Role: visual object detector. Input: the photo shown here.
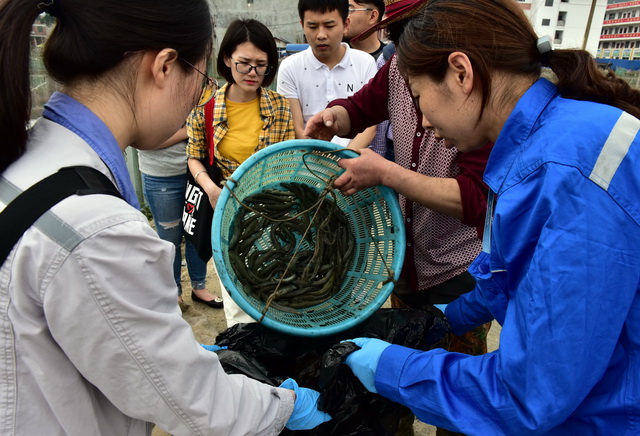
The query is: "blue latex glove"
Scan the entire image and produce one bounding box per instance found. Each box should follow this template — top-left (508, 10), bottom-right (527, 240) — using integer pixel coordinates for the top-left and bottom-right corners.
top-left (200, 344), bottom-right (228, 352)
top-left (280, 378), bottom-right (332, 430)
top-left (343, 337), bottom-right (391, 393)
top-left (434, 304), bottom-right (448, 314)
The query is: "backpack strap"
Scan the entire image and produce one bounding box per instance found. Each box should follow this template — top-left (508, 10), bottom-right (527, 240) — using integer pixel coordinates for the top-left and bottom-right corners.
top-left (0, 166), bottom-right (122, 264)
top-left (204, 97), bottom-right (216, 166)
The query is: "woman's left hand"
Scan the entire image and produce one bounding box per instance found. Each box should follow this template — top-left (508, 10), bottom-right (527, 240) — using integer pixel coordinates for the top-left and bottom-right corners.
top-left (334, 148), bottom-right (391, 195)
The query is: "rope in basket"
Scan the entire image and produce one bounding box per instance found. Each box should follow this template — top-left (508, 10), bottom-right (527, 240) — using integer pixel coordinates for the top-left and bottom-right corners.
top-left (224, 150), bottom-right (397, 321)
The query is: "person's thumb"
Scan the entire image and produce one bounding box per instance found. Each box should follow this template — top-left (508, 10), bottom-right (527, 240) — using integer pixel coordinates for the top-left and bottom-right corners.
top-left (323, 109), bottom-right (336, 127)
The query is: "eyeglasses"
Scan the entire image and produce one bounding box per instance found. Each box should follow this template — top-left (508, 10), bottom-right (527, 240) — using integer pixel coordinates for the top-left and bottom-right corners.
top-left (232, 59), bottom-right (272, 76)
top-left (181, 59), bottom-right (219, 107)
top-left (348, 7), bottom-right (373, 14)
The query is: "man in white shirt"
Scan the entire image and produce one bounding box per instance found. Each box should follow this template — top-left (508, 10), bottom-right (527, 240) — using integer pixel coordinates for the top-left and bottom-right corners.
top-left (278, 0), bottom-right (378, 148)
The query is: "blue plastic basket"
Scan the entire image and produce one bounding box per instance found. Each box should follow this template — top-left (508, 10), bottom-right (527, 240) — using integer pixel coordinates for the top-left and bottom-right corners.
top-left (212, 139), bottom-right (405, 337)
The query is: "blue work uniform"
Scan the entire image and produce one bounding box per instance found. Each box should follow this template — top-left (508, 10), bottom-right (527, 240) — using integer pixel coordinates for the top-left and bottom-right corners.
top-left (374, 79), bottom-right (640, 435)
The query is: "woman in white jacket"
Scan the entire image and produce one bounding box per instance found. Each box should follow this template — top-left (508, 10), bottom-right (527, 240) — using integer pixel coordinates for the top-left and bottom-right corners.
top-left (0, 0), bottom-right (330, 434)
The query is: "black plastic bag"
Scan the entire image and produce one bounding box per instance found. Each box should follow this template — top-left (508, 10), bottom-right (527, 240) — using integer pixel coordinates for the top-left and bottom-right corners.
top-left (215, 349), bottom-right (286, 386)
top-left (214, 308), bottom-right (450, 434)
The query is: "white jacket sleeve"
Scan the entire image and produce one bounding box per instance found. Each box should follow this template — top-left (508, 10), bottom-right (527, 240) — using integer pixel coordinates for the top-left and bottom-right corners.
top-left (43, 211), bottom-right (294, 435)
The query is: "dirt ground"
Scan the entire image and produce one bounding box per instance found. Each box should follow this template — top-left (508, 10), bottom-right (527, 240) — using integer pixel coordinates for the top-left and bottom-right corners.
top-left (152, 255), bottom-right (501, 436)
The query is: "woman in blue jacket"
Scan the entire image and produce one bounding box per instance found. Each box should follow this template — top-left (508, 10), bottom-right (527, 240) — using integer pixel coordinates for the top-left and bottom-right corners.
top-left (343, 0), bottom-right (640, 434)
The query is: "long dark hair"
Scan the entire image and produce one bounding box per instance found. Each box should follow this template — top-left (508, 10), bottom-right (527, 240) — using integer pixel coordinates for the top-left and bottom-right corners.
top-left (0, 0), bottom-right (213, 173)
top-left (217, 19), bottom-right (279, 87)
top-left (396, 0), bottom-right (640, 120)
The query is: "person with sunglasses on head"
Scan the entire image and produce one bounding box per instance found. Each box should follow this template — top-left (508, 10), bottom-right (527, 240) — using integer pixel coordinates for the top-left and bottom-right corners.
top-left (340, 0), bottom-right (640, 433)
top-left (344, 0), bottom-right (394, 164)
top-left (186, 19), bottom-right (295, 327)
top-left (344, 0), bottom-right (386, 60)
top-left (0, 1), bottom-right (329, 434)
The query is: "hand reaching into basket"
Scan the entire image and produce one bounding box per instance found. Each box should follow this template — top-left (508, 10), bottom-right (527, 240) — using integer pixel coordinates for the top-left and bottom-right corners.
top-left (334, 148), bottom-right (393, 196)
top-left (303, 107), bottom-right (349, 140)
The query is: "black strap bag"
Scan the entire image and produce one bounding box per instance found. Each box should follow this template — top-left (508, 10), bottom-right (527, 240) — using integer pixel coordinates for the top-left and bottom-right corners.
top-left (0, 166), bottom-right (122, 264)
top-left (182, 160), bottom-right (222, 262)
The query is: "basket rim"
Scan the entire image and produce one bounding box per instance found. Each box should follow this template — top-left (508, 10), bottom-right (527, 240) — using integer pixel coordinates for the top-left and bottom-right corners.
top-left (211, 139), bottom-right (406, 337)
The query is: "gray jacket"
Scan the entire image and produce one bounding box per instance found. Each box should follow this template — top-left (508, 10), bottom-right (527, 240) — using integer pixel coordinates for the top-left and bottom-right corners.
top-left (0, 119), bottom-right (293, 435)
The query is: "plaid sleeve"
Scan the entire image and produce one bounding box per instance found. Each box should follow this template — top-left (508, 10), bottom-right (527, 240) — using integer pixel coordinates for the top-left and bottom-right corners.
top-left (264, 90), bottom-right (295, 143)
top-left (186, 105), bottom-right (207, 160)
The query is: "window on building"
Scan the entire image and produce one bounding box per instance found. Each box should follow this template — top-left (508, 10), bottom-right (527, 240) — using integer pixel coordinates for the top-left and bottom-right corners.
top-left (557, 11), bottom-right (566, 24)
top-left (545, 0), bottom-right (553, 6)
top-left (542, 18), bottom-right (551, 25)
top-left (625, 41), bottom-right (631, 48)
top-left (603, 42), bottom-right (610, 48)
top-left (554, 30), bottom-right (563, 44)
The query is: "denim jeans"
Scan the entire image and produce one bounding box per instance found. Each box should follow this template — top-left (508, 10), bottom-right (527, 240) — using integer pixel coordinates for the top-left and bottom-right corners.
top-left (142, 173), bottom-right (207, 296)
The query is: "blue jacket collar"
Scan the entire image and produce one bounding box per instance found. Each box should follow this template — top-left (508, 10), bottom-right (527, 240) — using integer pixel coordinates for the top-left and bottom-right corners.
top-left (43, 92), bottom-right (140, 209)
top-left (484, 78), bottom-right (558, 193)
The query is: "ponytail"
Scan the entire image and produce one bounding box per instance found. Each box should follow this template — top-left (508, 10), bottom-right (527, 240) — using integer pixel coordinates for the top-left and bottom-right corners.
top-left (547, 49), bottom-right (640, 119)
top-left (0, 0), bottom-right (44, 173)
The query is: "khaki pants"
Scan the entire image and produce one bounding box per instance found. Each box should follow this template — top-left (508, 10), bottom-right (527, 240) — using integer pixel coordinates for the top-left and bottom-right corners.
top-left (213, 262), bottom-right (255, 328)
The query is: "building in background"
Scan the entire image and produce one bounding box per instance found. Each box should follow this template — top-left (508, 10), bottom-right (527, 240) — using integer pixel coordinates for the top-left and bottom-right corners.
top-left (207, 0), bottom-right (304, 75)
top-left (516, 0), bottom-right (608, 55)
top-left (597, 0), bottom-right (640, 59)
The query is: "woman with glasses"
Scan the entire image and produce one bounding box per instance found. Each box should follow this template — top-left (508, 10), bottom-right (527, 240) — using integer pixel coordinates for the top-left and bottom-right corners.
top-left (0, 0), bottom-right (328, 434)
top-left (186, 18), bottom-right (295, 327)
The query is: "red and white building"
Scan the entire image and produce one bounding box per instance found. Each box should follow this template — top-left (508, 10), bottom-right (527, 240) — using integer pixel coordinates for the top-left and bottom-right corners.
top-left (598, 0), bottom-right (640, 59)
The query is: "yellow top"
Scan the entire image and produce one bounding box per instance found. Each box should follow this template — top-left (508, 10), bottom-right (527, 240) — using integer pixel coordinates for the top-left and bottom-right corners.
top-left (217, 97), bottom-right (263, 164)
top-left (187, 83), bottom-right (295, 178)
